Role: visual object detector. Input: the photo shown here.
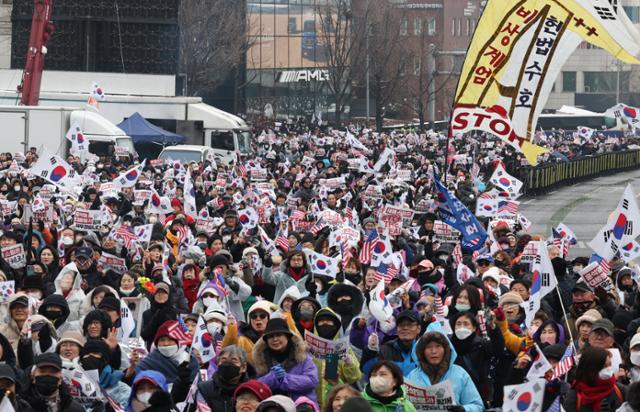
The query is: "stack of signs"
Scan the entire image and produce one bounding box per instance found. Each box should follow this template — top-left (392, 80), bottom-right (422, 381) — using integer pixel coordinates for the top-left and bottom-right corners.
top-left (433, 221), bottom-right (462, 244)
top-left (579, 262), bottom-right (614, 292)
top-left (1, 244), bottom-right (26, 269)
top-left (98, 252), bottom-right (128, 274)
top-left (379, 205), bottom-right (414, 236)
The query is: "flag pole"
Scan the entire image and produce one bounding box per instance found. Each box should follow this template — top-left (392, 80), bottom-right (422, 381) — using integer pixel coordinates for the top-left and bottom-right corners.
top-left (555, 285), bottom-right (576, 349)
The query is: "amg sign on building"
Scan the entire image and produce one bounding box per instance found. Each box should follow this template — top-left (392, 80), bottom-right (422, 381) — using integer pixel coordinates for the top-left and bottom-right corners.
top-left (277, 69), bottom-right (330, 83)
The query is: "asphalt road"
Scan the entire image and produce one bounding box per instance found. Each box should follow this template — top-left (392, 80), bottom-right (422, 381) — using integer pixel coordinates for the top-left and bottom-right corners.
top-left (519, 168), bottom-right (640, 258)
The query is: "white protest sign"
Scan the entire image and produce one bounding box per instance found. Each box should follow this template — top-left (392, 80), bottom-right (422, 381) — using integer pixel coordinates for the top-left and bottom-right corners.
top-left (433, 221), bottom-right (462, 244)
top-left (73, 209), bottom-right (103, 231)
top-left (579, 262), bottom-right (614, 292)
top-left (0, 280), bottom-right (15, 302)
top-left (195, 218), bottom-right (218, 235)
top-left (133, 190), bottom-right (152, 204)
top-left (98, 252), bottom-right (127, 273)
top-left (1, 244), bottom-right (26, 269)
top-left (304, 331), bottom-right (349, 360)
top-left (99, 182), bottom-right (118, 198)
top-left (405, 380), bottom-right (456, 411)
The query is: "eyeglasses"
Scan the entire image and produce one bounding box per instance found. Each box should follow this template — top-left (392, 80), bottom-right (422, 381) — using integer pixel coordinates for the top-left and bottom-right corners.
top-left (250, 312), bottom-right (268, 320)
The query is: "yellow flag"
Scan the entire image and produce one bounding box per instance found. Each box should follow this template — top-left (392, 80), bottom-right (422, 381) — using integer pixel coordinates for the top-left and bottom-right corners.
top-left (451, 0), bottom-right (640, 165)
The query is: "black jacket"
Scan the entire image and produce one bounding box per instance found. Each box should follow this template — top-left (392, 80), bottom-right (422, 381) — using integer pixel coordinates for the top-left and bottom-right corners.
top-left (20, 380), bottom-right (84, 412)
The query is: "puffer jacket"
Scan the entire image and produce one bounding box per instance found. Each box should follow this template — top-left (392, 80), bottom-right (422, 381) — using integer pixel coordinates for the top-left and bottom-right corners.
top-left (407, 323), bottom-right (484, 412)
top-left (262, 258), bottom-right (313, 305)
top-left (253, 333), bottom-right (319, 402)
top-left (361, 385), bottom-right (417, 412)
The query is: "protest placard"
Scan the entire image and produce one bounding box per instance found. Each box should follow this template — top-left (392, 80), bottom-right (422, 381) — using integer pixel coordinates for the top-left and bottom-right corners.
top-left (304, 331), bottom-right (349, 360)
top-left (381, 205), bottom-right (415, 228)
top-left (404, 380), bottom-right (456, 411)
top-left (195, 218), bottom-right (218, 235)
top-left (580, 262), bottom-right (614, 291)
top-left (433, 221), bottom-right (462, 244)
top-left (133, 190), bottom-right (152, 204)
top-left (1, 244), bottom-right (26, 269)
top-left (73, 209), bottom-right (103, 231)
top-left (250, 168), bottom-right (268, 181)
top-left (98, 252), bottom-right (128, 274)
top-left (0, 280), bottom-right (15, 302)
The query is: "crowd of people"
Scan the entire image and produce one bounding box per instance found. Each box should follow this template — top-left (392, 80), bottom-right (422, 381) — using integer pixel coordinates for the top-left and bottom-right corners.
top-left (0, 123), bottom-right (639, 412)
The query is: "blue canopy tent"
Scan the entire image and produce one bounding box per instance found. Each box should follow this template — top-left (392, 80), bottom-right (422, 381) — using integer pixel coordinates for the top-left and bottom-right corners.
top-left (117, 112), bottom-right (186, 145)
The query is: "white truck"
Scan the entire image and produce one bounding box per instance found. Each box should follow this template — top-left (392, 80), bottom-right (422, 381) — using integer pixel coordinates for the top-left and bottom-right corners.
top-left (0, 105), bottom-right (134, 157)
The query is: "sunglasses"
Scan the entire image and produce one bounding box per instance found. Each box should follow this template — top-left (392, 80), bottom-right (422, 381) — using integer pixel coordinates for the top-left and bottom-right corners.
top-left (250, 312), bottom-right (268, 320)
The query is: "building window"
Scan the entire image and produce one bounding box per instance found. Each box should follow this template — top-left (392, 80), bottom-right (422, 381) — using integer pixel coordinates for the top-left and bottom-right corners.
top-left (400, 17), bottom-right (408, 36)
top-left (563, 71), bottom-right (576, 92)
top-left (624, 6), bottom-right (640, 23)
top-left (427, 18), bottom-right (436, 35)
top-left (414, 17), bottom-right (422, 35)
top-left (584, 71), bottom-right (630, 93)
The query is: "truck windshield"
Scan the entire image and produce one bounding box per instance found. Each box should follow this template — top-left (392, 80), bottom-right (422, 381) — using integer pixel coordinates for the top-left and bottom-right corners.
top-left (116, 137), bottom-right (136, 153)
top-left (210, 132), bottom-right (236, 151)
top-left (159, 150), bottom-right (203, 163)
top-left (238, 132), bottom-right (251, 154)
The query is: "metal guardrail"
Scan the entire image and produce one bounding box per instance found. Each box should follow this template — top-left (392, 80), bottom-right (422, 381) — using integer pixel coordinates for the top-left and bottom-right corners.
top-left (518, 150), bottom-right (640, 195)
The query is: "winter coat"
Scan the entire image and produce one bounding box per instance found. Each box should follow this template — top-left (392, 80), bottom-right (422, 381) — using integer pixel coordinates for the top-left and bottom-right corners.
top-left (262, 259), bottom-right (313, 306)
top-left (253, 333), bottom-right (319, 402)
top-left (135, 347), bottom-right (199, 385)
top-left (361, 385), bottom-right (417, 412)
top-left (78, 284), bottom-right (119, 318)
top-left (53, 263), bottom-right (86, 322)
top-left (361, 338), bottom-right (419, 377)
top-left (20, 379), bottom-right (84, 412)
top-left (194, 373), bottom-right (250, 412)
top-left (497, 317), bottom-right (534, 355)
top-left (311, 308), bottom-right (361, 407)
top-left (100, 365), bottom-right (131, 410)
top-left (407, 325), bottom-right (484, 412)
top-left (563, 382), bottom-right (626, 412)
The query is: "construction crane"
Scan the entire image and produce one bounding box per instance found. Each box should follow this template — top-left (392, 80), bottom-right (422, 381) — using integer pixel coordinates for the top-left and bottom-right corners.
top-left (17, 0), bottom-right (56, 106)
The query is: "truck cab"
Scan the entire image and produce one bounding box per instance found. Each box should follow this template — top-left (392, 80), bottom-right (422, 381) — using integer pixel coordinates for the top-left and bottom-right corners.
top-left (158, 145), bottom-right (215, 165)
top-left (70, 110), bottom-right (135, 158)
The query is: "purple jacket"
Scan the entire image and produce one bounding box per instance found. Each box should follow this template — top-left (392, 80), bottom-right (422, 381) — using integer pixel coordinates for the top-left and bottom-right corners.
top-left (253, 334), bottom-right (319, 402)
top-left (349, 316), bottom-right (398, 350)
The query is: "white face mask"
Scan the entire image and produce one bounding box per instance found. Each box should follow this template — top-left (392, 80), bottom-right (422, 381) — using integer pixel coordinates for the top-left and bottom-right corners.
top-left (455, 328), bottom-right (474, 340)
top-left (149, 216), bottom-right (158, 224)
top-left (63, 237), bottom-right (74, 246)
top-left (369, 376), bottom-right (394, 395)
top-left (157, 345), bottom-right (179, 358)
top-left (573, 266), bottom-right (583, 274)
top-left (202, 297), bottom-right (217, 308)
top-left (598, 366), bottom-right (614, 380)
top-left (136, 391), bottom-right (153, 405)
top-left (28, 291), bottom-right (42, 300)
top-left (630, 351), bottom-right (640, 366)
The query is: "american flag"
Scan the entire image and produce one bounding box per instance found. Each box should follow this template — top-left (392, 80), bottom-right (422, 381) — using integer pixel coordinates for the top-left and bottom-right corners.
top-left (340, 242), bottom-right (353, 270)
top-left (176, 225), bottom-right (190, 244)
top-left (471, 163), bottom-right (480, 179)
top-left (309, 219), bottom-right (327, 235)
top-left (498, 200), bottom-right (519, 215)
top-left (213, 269), bottom-right (229, 297)
top-left (550, 345), bottom-right (574, 380)
top-left (290, 210), bottom-right (306, 221)
top-left (167, 320), bottom-right (193, 346)
top-left (371, 262), bottom-right (394, 284)
top-left (114, 225), bottom-right (137, 249)
top-left (276, 226), bottom-right (289, 252)
top-left (434, 295), bottom-right (446, 317)
top-left (345, 206), bottom-right (354, 222)
top-left (452, 243), bottom-right (463, 266)
top-left (236, 163), bottom-right (247, 178)
top-left (359, 230), bottom-right (379, 264)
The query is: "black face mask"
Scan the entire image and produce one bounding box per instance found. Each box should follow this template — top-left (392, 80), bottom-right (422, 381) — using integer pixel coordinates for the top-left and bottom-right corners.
top-left (572, 301), bottom-right (593, 316)
top-left (334, 300), bottom-right (352, 314)
top-left (34, 375), bottom-right (59, 396)
top-left (43, 310), bottom-right (65, 326)
top-left (81, 356), bottom-right (106, 373)
top-left (316, 324), bottom-right (339, 340)
top-left (217, 362), bottom-right (241, 382)
top-left (345, 273), bottom-right (362, 285)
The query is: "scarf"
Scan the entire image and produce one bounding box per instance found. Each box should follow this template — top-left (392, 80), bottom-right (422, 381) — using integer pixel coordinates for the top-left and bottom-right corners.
top-left (288, 266), bottom-right (305, 282)
top-left (574, 376), bottom-right (616, 412)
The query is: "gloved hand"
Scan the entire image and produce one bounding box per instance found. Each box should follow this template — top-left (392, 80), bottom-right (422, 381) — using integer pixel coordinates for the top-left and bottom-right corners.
top-left (264, 256), bottom-right (273, 268)
top-left (271, 364), bottom-right (286, 382)
top-left (305, 277), bottom-right (317, 297)
top-left (447, 406), bottom-right (465, 412)
top-left (368, 333), bottom-right (379, 352)
top-left (146, 389), bottom-right (174, 412)
top-left (177, 361), bottom-right (192, 383)
top-left (227, 279), bottom-right (240, 294)
top-left (494, 306), bottom-right (505, 321)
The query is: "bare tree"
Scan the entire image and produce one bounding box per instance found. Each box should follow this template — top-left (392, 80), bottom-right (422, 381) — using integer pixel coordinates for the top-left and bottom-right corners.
top-left (179, 0), bottom-right (250, 97)
top-left (316, 0), bottom-right (367, 124)
top-left (362, 0), bottom-right (410, 131)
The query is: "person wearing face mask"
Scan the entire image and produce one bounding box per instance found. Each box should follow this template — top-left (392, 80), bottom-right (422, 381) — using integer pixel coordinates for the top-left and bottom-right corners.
top-left (126, 370), bottom-right (177, 412)
top-left (141, 282), bottom-right (179, 349)
top-left (253, 318), bottom-right (318, 403)
top-left (173, 345), bottom-right (250, 411)
top-left (0, 364), bottom-right (33, 411)
top-left (21, 353), bottom-right (84, 412)
top-left (626, 332), bottom-right (640, 384)
top-left (449, 311), bottom-right (504, 408)
top-left (223, 300), bottom-right (275, 365)
top-left (6, 179), bottom-right (27, 202)
top-left (80, 339), bottom-right (131, 409)
top-left (52, 262), bottom-right (86, 322)
top-left (362, 360), bottom-right (416, 412)
top-left (291, 297), bottom-right (321, 337)
top-left (616, 268), bottom-right (638, 309)
top-left (37, 246), bottom-right (60, 293)
top-left (326, 283), bottom-right (364, 335)
top-left (180, 263), bottom-right (201, 311)
top-left (564, 347), bottom-right (626, 412)
top-left (310, 308), bottom-right (361, 408)
top-left (135, 320), bottom-right (198, 385)
top-left (532, 320), bottom-right (566, 348)
top-left (72, 245), bottom-right (103, 293)
top-left (448, 284), bottom-right (483, 317)
top-left (263, 250), bottom-right (314, 306)
top-left (407, 327), bottom-right (484, 412)
top-left (38, 294), bottom-right (79, 336)
top-left (563, 281), bottom-right (618, 343)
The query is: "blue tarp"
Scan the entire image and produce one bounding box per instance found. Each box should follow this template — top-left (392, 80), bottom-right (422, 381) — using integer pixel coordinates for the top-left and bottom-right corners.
top-left (117, 112), bottom-right (186, 144)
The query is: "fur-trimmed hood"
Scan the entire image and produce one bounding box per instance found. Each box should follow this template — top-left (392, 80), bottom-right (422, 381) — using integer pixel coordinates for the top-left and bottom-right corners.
top-left (252, 333), bottom-right (307, 376)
